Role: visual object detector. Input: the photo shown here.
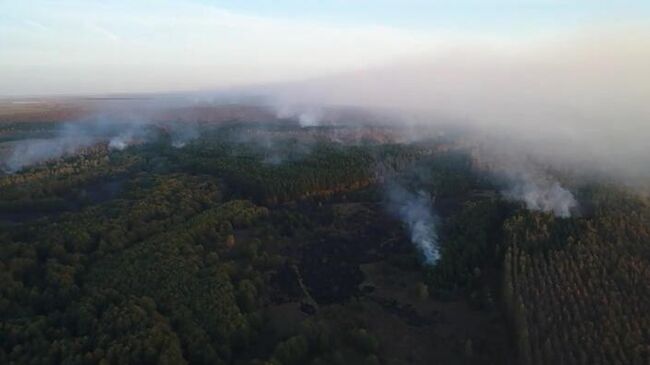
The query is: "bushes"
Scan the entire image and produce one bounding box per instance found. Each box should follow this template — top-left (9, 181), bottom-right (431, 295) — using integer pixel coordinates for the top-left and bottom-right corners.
top-left (272, 335), bottom-right (309, 365)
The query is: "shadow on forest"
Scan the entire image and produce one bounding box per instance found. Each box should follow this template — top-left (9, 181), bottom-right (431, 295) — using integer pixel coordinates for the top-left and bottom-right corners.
top-left (0, 177), bottom-right (125, 223)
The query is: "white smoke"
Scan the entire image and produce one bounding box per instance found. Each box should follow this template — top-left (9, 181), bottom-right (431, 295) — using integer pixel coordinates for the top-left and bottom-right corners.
top-left (1, 116), bottom-right (199, 172)
top-left (502, 172), bottom-right (577, 218)
top-left (3, 136), bottom-right (97, 172)
top-left (166, 121), bottom-right (199, 148)
top-left (274, 104), bottom-right (324, 127)
top-left (387, 185), bottom-right (440, 265)
top-left (297, 110), bottom-right (323, 127)
top-left (466, 139), bottom-right (580, 218)
top-left (108, 138), bottom-right (128, 150)
top-left (1, 120), bottom-right (111, 172)
top-left (108, 130), bottom-right (137, 151)
top-left (251, 25), bottom-right (650, 184)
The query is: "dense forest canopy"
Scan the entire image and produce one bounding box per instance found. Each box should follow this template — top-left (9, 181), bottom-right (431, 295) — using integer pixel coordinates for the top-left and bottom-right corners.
top-left (0, 110), bottom-right (648, 365)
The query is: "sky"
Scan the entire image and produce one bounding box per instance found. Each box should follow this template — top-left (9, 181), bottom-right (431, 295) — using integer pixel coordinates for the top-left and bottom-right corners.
top-left (0, 0), bottom-right (649, 95)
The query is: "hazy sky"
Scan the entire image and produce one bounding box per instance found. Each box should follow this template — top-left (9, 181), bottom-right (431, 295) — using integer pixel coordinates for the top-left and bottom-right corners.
top-left (0, 0), bottom-right (648, 95)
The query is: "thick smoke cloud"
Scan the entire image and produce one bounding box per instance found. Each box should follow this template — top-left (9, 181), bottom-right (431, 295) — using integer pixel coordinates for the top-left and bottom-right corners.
top-left (386, 184), bottom-right (440, 265)
top-left (259, 25), bottom-right (650, 185)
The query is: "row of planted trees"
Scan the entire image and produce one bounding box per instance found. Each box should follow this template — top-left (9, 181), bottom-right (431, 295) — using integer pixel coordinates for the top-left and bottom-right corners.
top-left (502, 190), bottom-right (650, 365)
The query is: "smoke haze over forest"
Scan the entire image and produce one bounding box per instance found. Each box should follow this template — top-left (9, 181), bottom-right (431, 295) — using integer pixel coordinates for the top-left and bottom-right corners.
top-left (258, 24), bottom-right (650, 182)
top-left (1, 2), bottom-right (650, 365)
top-left (2, 1), bottom-right (648, 182)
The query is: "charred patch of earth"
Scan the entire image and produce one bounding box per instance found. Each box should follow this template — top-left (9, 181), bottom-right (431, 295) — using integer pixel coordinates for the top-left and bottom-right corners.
top-left (298, 228), bottom-right (412, 305)
top-left (271, 200), bottom-right (417, 306)
top-left (368, 296), bottom-right (436, 327)
top-left (299, 236), bottom-right (365, 305)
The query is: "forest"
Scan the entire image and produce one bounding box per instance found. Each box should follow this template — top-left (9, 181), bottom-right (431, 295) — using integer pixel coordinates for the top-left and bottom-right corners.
top-left (0, 117), bottom-right (648, 365)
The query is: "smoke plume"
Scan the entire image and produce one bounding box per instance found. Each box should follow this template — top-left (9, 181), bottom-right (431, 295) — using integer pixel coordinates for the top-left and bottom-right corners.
top-left (386, 184), bottom-right (440, 265)
top-left (501, 171), bottom-right (577, 218)
top-left (467, 139), bottom-right (580, 217)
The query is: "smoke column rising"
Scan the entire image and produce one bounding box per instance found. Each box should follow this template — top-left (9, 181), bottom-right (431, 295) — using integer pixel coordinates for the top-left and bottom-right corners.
top-left (386, 184), bottom-right (440, 265)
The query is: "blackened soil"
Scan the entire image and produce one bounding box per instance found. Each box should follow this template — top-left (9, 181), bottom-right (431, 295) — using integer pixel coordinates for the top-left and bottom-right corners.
top-left (299, 236), bottom-right (365, 304)
top-left (273, 200), bottom-right (412, 305)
